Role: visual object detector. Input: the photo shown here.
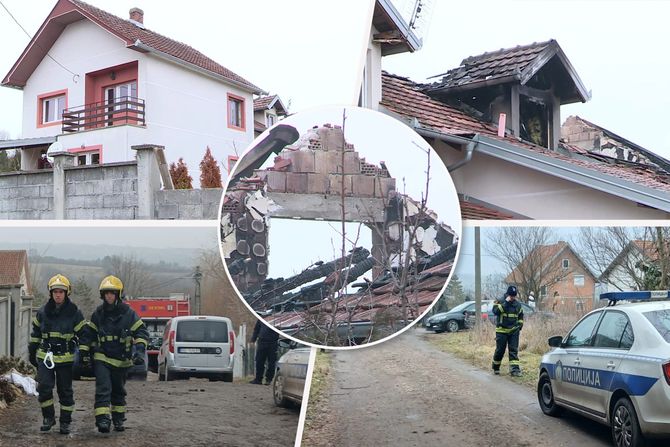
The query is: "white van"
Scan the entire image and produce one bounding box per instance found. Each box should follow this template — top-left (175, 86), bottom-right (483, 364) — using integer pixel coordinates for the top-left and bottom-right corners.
top-left (157, 315), bottom-right (235, 382)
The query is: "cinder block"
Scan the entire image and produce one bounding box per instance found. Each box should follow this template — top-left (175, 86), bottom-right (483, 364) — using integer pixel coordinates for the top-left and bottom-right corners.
top-left (343, 151), bottom-right (360, 174)
top-left (306, 173), bottom-right (329, 194)
top-left (201, 188), bottom-right (224, 206)
top-left (318, 127), bottom-right (346, 151)
top-left (16, 197), bottom-right (49, 211)
top-left (264, 171), bottom-right (286, 192)
top-left (123, 194), bottom-right (138, 208)
top-left (286, 173), bottom-right (308, 193)
top-left (0, 199), bottom-right (18, 212)
top-left (103, 195), bottom-right (124, 208)
top-left (17, 186), bottom-right (40, 198)
top-left (374, 177), bottom-right (396, 198)
top-left (285, 150), bottom-right (315, 173)
top-left (74, 181), bottom-right (97, 196)
top-left (0, 174), bottom-right (19, 188)
top-left (352, 174), bottom-right (375, 197)
top-left (314, 151), bottom-right (341, 175)
top-left (40, 185), bottom-right (53, 198)
top-left (180, 204), bottom-right (204, 219)
top-left (112, 207), bottom-right (136, 219)
top-left (112, 179), bottom-right (136, 193)
top-left (157, 203), bottom-right (179, 220)
top-left (66, 168), bottom-right (103, 182)
top-left (17, 173), bottom-right (51, 186)
top-left (328, 174), bottom-right (353, 196)
top-left (202, 203), bottom-right (219, 220)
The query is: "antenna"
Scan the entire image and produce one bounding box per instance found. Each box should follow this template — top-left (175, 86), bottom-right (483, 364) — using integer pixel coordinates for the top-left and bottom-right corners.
top-left (394, 0), bottom-right (435, 41)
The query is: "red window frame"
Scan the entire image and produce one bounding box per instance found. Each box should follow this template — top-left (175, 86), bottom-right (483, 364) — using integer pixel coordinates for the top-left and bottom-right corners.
top-left (227, 93), bottom-right (246, 131)
top-left (37, 89), bottom-right (68, 128)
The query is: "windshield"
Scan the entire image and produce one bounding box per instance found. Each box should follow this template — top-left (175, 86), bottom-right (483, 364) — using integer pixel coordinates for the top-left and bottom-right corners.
top-left (176, 320), bottom-right (229, 343)
top-left (450, 302), bottom-right (473, 313)
top-left (643, 309), bottom-right (670, 343)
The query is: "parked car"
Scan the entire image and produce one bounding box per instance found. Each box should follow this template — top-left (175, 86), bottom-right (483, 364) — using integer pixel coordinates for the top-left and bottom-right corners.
top-left (273, 339), bottom-right (309, 408)
top-left (157, 315), bottom-right (235, 382)
top-left (425, 301), bottom-right (491, 333)
top-left (537, 292), bottom-right (670, 447)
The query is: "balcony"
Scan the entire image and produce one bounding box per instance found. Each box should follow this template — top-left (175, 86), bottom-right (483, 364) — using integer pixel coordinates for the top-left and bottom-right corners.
top-left (61, 97), bottom-right (145, 133)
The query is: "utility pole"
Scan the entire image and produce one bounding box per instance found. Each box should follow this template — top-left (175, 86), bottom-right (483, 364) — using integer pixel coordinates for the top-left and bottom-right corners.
top-left (193, 266), bottom-right (202, 315)
top-left (474, 227), bottom-right (482, 327)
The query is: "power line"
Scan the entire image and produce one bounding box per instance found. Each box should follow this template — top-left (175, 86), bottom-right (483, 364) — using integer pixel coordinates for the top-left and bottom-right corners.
top-left (0, 0), bottom-right (80, 81)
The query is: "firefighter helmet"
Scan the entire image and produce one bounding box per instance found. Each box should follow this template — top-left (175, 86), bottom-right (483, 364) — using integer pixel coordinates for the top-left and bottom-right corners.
top-left (48, 274), bottom-right (71, 295)
top-left (99, 275), bottom-right (124, 300)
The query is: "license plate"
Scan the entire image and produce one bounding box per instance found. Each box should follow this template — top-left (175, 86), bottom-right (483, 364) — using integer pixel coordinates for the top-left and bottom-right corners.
top-left (179, 348), bottom-right (200, 353)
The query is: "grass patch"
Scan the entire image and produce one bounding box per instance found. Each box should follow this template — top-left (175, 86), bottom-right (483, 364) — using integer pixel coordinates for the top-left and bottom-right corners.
top-left (426, 315), bottom-right (578, 389)
top-left (304, 350), bottom-right (332, 431)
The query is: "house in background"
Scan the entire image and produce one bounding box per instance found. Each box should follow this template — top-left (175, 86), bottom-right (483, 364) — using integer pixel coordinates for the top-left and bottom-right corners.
top-left (505, 241), bottom-right (596, 314)
top-left (253, 94), bottom-right (287, 138)
top-left (0, 250), bottom-right (33, 359)
top-left (598, 240), bottom-right (669, 292)
top-left (364, 1), bottom-right (670, 219)
top-left (1, 0), bottom-right (263, 183)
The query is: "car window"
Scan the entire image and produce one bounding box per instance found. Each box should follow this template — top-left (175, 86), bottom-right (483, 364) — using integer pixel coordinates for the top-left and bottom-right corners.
top-left (176, 321), bottom-right (229, 343)
top-left (643, 309), bottom-right (670, 343)
top-left (593, 311), bottom-right (634, 349)
top-left (450, 302), bottom-right (473, 312)
top-left (565, 311), bottom-right (602, 347)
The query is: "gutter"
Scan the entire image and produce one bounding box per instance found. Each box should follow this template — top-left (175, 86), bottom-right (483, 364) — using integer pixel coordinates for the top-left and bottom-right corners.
top-left (131, 40), bottom-right (266, 95)
top-left (412, 125), bottom-right (478, 172)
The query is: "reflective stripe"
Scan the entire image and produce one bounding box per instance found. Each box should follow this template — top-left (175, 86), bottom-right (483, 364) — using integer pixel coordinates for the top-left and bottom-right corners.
top-left (47, 332), bottom-right (74, 341)
top-left (40, 399), bottom-right (54, 408)
top-left (32, 317), bottom-right (40, 327)
top-left (88, 321), bottom-right (98, 331)
top-left (37, 350), bottom-right (75, 363)
top-left (134, 338), bottom-right (148, 346)
top-left (111, 405), bottom-right (126, 413)
top-left (30, 337), bottom-right (41, 343)
top-left (492, 360), bottom-right (502, 365)
top-left (495, 327), bottom-right (519, 334)
top-left (95, 407), bottom-right (111, 416)
top-left (130, 319), bottom-right (144, 332)
top-left (93, 352), bottom-right (132, 368)
top-left (79, 345), bottom-right (90, 352)
top-left (502, 313), bottom-right (518, 318)
top-left (61, 405), bottom-right (74, 412)
top-left (510, 360), bottom-right (521, 365)
top-left (74, 320), bottom-right (87, 333)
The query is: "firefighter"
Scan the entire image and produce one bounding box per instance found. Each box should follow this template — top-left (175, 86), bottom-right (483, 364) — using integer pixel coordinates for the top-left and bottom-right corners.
top-left (87, 275), bottom-right (148, 433)
top-left (491, 285), bottom-right (524, 377)
top-left (250, 318), bottom-right (279, 385)
top-left (28, 274), bottom-right (89, 434)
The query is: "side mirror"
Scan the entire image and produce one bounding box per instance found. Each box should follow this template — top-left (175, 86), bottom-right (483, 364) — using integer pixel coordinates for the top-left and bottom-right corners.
top-left (547, 335), bottom-right (563, 348)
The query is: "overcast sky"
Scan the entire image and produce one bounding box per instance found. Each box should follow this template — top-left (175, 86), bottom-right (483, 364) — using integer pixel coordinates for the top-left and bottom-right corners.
top-left (383, 0), bottom-right (670, 159)
top-left (0, 0), bottom-right (372, 138)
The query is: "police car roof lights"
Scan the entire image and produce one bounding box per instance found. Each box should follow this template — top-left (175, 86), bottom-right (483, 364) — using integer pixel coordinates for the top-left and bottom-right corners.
top-left (599, 290), bottom-right (670, 306)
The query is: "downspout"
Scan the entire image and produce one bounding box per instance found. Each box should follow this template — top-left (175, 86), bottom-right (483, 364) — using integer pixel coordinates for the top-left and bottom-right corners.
top-left (412, 125), bottom-right (480, 172)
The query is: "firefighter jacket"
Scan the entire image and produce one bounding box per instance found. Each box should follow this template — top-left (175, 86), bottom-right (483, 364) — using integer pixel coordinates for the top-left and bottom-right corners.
top-left (492, 299), bottom-right (524, 334)
top-left (251, 319), bottom-right (279, 345)
top-left (29, 297), bottom-right (88, 364)
top-left (87, 303), bottom-right (149, 368)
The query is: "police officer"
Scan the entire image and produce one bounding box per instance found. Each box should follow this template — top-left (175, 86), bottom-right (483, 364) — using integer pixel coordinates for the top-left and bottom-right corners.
top-left (87, 275), bottom-right (148, 433)
top-left (491, 285), bottom-right (524, 377)
top-left (28, 274), bottom-right (89, 434)
top-left (250, 318), bottom-right (279, 385)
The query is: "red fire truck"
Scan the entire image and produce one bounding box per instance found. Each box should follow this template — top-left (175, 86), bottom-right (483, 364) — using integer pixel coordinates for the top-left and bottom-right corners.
top-left (126, 294), bottom-right (191, 373)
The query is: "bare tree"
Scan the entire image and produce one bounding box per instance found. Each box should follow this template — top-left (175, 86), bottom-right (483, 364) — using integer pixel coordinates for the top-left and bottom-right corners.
top-left (485, 227), bottom-right (568, 309)
top-left (103, 254), bottom-right (156, 297)
top-left (482, 273), bottom-right (507, 300)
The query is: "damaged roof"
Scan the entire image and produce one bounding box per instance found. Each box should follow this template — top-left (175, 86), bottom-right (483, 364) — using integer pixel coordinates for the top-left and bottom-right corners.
top-left (381, 71), bottom-right (670, 213)
top-left (2, 0), bottom-right (263, 93)
top-left (425, 40), bottom-right (589, 104)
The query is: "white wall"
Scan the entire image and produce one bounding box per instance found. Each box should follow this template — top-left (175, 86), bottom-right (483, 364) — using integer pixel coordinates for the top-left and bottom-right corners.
top-left (361, 25), bottom-right (383, 110)
top-left (433, 139), bottom-right (670, 219)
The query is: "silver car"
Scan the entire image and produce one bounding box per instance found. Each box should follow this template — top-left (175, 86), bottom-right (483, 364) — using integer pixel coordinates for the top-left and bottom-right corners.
top-left (157, 316), bottom-right (235, 382)
top-left (273, 344), bottom-right (310, 407)
top-left (537, 292), bottom-right (670, 447)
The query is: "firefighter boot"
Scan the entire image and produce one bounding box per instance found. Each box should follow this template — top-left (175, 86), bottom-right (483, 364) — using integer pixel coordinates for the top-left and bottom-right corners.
top-left (96, 415), bottom-right (111, 433)
top-left (40, 416), bottom-right (56, 432)
top-left (112, 414), bottom-right (125, 432)
top-left (59, 410), bottom-right (72, 434)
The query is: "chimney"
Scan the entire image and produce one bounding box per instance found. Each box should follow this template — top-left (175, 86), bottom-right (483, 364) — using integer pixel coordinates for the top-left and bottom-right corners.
top-left (129, 7), bottom-right (144, 24)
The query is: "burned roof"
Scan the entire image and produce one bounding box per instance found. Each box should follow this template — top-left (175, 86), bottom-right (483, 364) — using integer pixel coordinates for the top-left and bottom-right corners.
top-left (425, 40), bottom-right (589, 104)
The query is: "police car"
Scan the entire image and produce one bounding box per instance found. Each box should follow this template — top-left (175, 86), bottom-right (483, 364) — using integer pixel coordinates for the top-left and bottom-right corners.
top-left (537, 291), bottom-right (670, 447)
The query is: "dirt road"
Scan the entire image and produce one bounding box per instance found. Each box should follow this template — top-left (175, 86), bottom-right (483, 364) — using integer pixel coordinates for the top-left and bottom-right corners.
top-left (302, 328), bottom-right (615, 447)
top-left (0, 373), bottom-right (299, 447)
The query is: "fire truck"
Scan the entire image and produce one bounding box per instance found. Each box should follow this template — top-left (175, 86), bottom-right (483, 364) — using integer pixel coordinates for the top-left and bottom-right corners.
top-left (126, 294), bottom-right (191, 373)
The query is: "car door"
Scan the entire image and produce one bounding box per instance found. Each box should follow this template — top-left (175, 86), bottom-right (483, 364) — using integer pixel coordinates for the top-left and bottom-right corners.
top-left (553, 311), bottom-right (603, 407)
top-left (580, 310), bottom-right (634, 418)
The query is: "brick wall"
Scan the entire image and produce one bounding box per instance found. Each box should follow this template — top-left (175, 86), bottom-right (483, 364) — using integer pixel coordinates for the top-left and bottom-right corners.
top-left (0, 170), bottom-right (54, 219)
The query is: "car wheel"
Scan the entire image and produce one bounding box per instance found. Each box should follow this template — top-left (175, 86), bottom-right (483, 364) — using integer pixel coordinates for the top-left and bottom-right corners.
top-left (537, 372), bottom-right (562, 416)
top-left (446, 320), bottom-right (459, 333)
top-left (273, 374), bottom-right (291, 407)
top-left (611, 397), bottom-right (645, 447)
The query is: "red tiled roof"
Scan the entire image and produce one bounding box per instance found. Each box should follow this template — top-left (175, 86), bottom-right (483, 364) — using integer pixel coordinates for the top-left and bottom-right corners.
top-left (459, 200), bottom-right (516, 220)
top-left (0, 250), bottom-right (31, 290)
top-left (254, 95), bottom-right (276, 111)
top-left (430, 40), bottom-right (553, 91)
top-left (381, 71), bottom-right (670, 195)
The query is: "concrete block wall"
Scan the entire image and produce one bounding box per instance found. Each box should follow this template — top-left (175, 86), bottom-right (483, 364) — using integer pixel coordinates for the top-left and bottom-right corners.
top-left (64, 162), bottom-right (139, 219)
top-left (0, 170), bottom-right (54, 219)
top-left (155, 188), bottom-right (222, 219)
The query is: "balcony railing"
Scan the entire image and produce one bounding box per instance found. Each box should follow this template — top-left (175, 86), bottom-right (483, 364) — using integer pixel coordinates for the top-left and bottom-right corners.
top-left (61, 96), bottom-right (145, 133)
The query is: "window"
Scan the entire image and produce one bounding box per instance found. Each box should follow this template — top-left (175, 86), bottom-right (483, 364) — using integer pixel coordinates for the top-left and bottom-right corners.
top-left (227, 94), bottom-right (245, 130)
top-left (540, 285), bottom-right (547, 298)
top-left (593, 311), bottom-right (634, 349)
top-left (106, 81), bottom-right (138, 111)
top-left (643, 309), bottom-right (670, 343)
top-left (228, 155), bottom-right (239, 174)
top-left (575, 300), bottom-right (584, 312)
top-left (565, 311), bottom-right (602, 347)
top-left (69, 145), bottom-right (102, 166)
top-left (573, 274), bottom-right (585, 286)
top-left (266, 113), bottom-right (276, 128)
top-left (562, 259), bottom-right (570, 269)
top-left (38, 90), bottom-right (67, 126)
top-left (177, 321), bottom-right (229, 343)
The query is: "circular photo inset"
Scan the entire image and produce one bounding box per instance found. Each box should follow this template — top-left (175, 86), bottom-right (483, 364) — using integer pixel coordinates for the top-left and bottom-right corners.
top-left (219, 106), bottom-right (461, 348)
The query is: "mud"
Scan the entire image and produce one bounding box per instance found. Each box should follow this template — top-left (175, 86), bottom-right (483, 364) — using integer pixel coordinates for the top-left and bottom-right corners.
top-left (0, 373), bottom-right (299, 447)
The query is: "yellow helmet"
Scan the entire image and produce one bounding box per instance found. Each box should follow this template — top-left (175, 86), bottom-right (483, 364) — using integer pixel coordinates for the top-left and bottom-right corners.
top-left (48, 274), bottom-right (71, 295)
top-left (99, 275), bottom-right (124, 299)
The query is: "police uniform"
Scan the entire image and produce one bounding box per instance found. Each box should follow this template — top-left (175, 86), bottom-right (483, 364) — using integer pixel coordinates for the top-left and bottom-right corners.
top-left (87, 275), bottom-right (149, 433)
top-left (29, 274), bottom-right (88, 434)
top-left (250, 319), bottom-right (279, 385)
top-left (491, 285), bottom-right (524, 376)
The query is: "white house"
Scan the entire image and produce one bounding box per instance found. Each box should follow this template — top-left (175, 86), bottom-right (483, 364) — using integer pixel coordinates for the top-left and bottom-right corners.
top-left (1, 0), bottom-right (263, 184)
top-left (253, 94), bottom-right (287, 138)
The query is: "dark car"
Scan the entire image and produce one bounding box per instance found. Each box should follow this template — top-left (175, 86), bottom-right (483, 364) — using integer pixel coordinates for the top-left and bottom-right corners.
top-left (425, 301), bottom-right (485, 333)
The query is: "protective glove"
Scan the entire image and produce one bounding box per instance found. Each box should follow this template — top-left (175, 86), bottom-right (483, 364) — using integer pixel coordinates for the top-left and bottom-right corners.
top-left (132, 345), bottom-right (145, 366)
